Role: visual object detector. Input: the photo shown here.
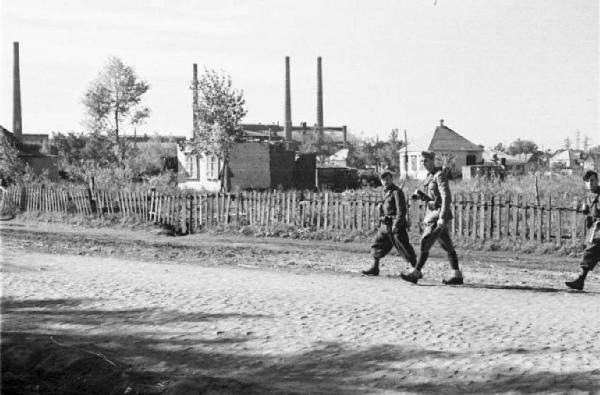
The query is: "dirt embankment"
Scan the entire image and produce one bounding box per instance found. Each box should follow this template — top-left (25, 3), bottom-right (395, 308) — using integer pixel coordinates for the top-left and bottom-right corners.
top-left (0, 220), bottom-right (587, 284)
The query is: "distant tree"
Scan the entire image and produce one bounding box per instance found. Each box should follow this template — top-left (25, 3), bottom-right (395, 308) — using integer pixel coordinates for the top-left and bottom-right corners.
top-left (0, 132), bottom-right (22, 183)
top-left (83, 57), bottom-right (150, 143)
top-left (346, 138), bottom-right (400, 172)
top-left (507, 139), bottom-right (538, 156)
top-left (346, 143), bottom-right (367, 169)
top-left (187, 68), bottom-right (247, 192)
top-left (375, 141), bottom-right (399, 171)
top-left (52, 132), bottom-right (118, 182)
top-left (389, 129), bottom-right (399, 144)
top-left (492, 142), bottom-right (507, 153)
top-left (126, 135), bottom-right (175, 177)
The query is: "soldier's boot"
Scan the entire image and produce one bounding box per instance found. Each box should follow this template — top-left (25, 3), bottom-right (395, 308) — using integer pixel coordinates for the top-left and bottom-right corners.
top-left (565, 276), bottom-right (585, 291)
top-left (565, 269), bottom-right (588, 291)
top-left (361, 259), bottom-right (380, 276)
top-left (442, 270), bottom-right (464, 285)
top-left (400, 268), bottom-right (422, 284)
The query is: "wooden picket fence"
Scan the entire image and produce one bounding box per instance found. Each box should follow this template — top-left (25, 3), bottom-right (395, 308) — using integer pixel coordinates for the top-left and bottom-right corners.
top-left (0, 186), bottom-right (590, 244)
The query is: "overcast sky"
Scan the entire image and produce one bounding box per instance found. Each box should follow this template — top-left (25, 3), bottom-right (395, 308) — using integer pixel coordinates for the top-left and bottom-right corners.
top-left (1, 0), bottom-right (597, 150)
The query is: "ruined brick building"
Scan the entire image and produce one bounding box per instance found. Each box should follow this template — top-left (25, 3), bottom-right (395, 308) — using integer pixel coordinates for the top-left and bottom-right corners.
top-left (178, 57), bottom-right (349, 192)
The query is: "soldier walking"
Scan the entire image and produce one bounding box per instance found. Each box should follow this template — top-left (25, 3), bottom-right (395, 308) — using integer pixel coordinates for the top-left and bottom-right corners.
top-left (400, 151), bottom-right (463, 285)
top-left (361, 170), bottom-right (417, 276)
top-left (566, 170), bottom-right (600, 291)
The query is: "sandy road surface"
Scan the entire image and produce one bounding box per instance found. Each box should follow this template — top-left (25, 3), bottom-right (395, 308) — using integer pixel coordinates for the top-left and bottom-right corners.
top-left (2, 227), bottom-right (600, 394)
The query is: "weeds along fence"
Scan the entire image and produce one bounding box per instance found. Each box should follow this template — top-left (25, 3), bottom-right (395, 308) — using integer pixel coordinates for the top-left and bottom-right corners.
top-left (0, 186), bottom-right (591, 244)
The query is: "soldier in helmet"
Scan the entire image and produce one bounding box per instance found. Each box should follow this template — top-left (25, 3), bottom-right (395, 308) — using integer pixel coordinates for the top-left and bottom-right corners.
top-left (565, 170), bottom-right (600, 291)
top-left (361, 170), bottom-right (417, 276)
top-left (400, 151), bottom-right (463, 285)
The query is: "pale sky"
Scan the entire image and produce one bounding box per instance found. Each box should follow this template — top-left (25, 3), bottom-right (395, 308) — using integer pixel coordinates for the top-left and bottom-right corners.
top-left (1, 0), bottom-right (598, 150)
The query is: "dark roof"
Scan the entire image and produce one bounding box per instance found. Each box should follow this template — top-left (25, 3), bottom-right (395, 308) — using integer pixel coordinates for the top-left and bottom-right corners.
top-left (243, 130), bottom-right (284, 141)
top-left (242, 123), bottom-right (345, 132)
top-left (241, 126), bottom-right (345, 144)
top-left (428, 123), bottom-right (482, 152)
top-left (1, 125), bottom-right (54, 158)
top-left (1, 125), bottom-right (17, 144)
top-left (123, 134), bottom-right (186, 143)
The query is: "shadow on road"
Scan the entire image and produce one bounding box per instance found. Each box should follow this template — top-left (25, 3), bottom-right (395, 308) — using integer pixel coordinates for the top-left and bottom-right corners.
top-left (398, 282), bottom-right (600, 294)
top-left (454, 283), bottom-right (600, 295)
top-left (3, 296), bottom-right (600, 394)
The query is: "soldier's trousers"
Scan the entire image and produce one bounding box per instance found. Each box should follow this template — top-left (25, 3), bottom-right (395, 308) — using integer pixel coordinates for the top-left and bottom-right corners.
top-left (415, 222), bottom-right (459, 271)
top-left (371, 226), bottom-right (417, 265)
top-left (581, 236), bottom-right (600, 272)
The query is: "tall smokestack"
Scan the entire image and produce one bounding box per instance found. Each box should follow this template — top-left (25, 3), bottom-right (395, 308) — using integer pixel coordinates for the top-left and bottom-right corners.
top-left (284, 56), bottom-right (292, 141)
top-left (317, 56), bottom-right (323, 143)
top-left (192, 63), bottom-right (199, 138)
top-left (13, 42), bottom-right (22, 140)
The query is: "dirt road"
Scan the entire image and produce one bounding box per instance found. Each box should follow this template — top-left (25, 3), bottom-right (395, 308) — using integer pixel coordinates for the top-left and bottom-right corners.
top-left (2, 222), bottom-right (600, 393)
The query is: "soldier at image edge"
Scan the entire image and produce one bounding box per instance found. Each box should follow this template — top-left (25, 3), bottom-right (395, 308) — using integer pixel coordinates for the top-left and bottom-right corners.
top-left (565, 170), bottom-right (600, 291)
top-left (361, 170), bottom-right (417, 276)
top-left (400, 151), bottom-right (463, 285)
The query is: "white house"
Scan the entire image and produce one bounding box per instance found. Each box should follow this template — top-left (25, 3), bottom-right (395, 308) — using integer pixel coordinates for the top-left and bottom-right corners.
top-left (177, 144), bottom-right (221, 192)
top-left (177, 141), bottom-right (298, 192)
top-left (323, 148), bottom-right (349, 167)
top-left (549, 149), bottom-right (584, 169)
top-left (399, 120), bottom-right (483, 179)
top-left (482, 150), bottom-right (528, 175)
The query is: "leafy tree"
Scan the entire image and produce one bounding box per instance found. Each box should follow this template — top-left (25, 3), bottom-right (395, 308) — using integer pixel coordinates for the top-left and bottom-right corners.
top-left (52, 132), bottom-right (118, 182)
top-left (125, 135), bottom-right (175, 177)
top-left (492, 142), bottom-right (507, 153)
top-left (187, 68), bottom-right (247, 192)
top-left (346, 143), bottom-right (367, 169)
top-left (388, 129), bottom-right (399, 144)
top-left (375, 142), bottom-right (399, 171)
top-left (507, 139), bottom-right (538, 156)
top-left (0, 132), bottom-right (22, 184)
top-left (83, 57), bottom-right (150, 142)
top-left (346, 138), bottom-right (400, 172)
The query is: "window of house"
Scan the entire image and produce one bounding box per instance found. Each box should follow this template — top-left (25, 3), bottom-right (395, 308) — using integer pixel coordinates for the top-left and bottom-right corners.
top-left (410, 155), bottom-right (417, 171)
top-left (207, 155), bottom-right (219, 180)
top-left (186, 155), bottom-right (196, 179)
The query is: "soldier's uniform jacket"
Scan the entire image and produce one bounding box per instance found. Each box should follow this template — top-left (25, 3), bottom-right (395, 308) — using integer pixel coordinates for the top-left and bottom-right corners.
top-left (583, 190), bottom-right (600, 241)
top-left (423, 168), bottom-right (453, 223)
top-left (379, 184), bottom-right (407, 230)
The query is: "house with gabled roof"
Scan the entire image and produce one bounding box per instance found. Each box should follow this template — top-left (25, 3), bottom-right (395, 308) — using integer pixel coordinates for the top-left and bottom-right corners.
top-left (549, 149), bottom-right (584, 170)
top-left (399, 120), bottom-right (483, 179)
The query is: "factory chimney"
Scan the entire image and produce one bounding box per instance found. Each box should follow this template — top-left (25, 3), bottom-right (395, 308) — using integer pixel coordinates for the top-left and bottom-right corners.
top-left (316, 56), bottom-right (323, 143)
top-left (284, 56), bottom-right (292, 141)
top-left (13, 42), bottom-right (22, 141)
